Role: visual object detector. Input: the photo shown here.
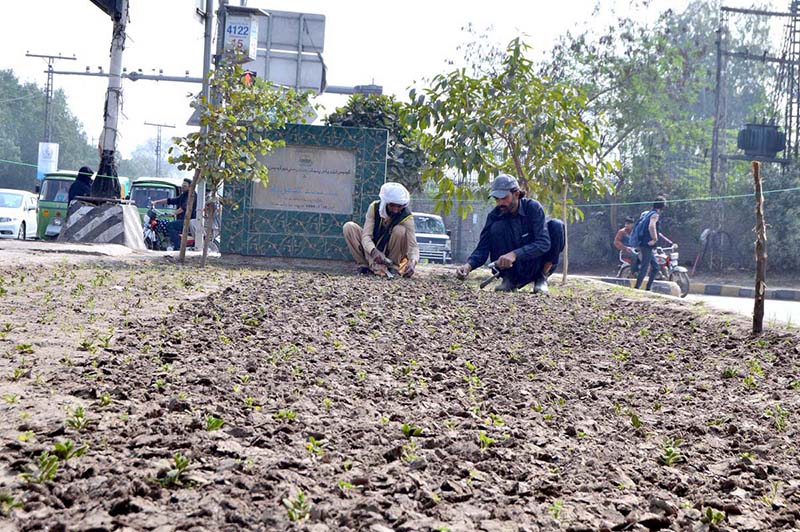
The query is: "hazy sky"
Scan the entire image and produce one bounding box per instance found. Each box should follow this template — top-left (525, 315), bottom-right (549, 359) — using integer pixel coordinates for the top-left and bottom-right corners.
top-left (0, 0), bottom-right (775, 164)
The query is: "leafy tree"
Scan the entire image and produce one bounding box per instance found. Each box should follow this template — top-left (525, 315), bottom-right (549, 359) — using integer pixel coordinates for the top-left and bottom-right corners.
top-left (406, 37), bottom-right (617, 220)
top-left (0, 70), bottom-right (95, 191)
top-left (325, 94), bottom-right (424, 192)
top-left (170, 57), bottom-right (313, 265)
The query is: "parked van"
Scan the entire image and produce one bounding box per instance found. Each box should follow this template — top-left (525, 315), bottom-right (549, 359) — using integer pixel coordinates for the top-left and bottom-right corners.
top-left (37, 171), bottom-right (76, 240)
top-left (0, 189), bottom-right (38, 240)
top-left (412, 212), bottom-right (452, 263)
top-left (128, 176), bottom-right (184, 220)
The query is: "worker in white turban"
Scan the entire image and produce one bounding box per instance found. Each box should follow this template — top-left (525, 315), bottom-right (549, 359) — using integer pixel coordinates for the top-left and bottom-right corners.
top-left (343, 182), bottom-right (419, 277)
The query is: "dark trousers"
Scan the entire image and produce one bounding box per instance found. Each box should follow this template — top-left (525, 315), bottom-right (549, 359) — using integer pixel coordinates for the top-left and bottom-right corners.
top-left (489, 218), bottom-right (565, 288)
top-left (622, 249), bottom-right (640, 275)
top-left (167, 220), bottom-right (184, 249)
top-left (635, 246), bottom-right (659, 290)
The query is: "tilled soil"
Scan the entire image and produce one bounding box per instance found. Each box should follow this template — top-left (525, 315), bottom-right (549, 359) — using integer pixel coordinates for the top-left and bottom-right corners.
top-left (0, 263), bottom-right (799, 532)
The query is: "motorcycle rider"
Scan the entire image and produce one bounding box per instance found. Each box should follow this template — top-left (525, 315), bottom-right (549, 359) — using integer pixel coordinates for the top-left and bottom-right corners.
top-left (151, 178), bottom-right (196, 251)
top-left (614, 216), bottom-right (640, 276)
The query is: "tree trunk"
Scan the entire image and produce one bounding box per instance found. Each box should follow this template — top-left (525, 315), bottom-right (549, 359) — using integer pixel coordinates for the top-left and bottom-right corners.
top-left (178, 169), bottom-right (201, 264)
top-left (561, 185), bottom-right (569, 283)
top-left (752, 161), bottom-right (766, 335)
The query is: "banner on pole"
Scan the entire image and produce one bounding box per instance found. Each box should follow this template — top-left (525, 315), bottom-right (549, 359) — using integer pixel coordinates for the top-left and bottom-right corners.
top-left (37, 142), bottom-right (59, 180)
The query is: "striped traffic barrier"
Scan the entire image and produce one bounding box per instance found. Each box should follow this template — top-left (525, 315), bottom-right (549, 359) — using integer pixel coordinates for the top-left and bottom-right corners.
top-left (689, 282), bottom-right (800, 301)
top-left (58, 201), bottom-right (145, 250)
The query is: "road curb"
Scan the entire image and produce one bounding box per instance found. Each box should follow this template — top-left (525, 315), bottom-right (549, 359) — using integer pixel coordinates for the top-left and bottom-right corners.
top-left (689, 282), bottom-right (800, 301)
top-left (594, 277), bottom-right (681, 297)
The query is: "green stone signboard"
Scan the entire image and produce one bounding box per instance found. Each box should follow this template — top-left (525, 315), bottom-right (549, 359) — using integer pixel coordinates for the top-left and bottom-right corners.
top-left (221, 124), bottom-right (388, 259)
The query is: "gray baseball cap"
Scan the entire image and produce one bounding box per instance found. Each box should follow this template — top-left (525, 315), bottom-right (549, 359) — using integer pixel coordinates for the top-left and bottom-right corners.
top-left (489, 174), bottom-right (520, 199)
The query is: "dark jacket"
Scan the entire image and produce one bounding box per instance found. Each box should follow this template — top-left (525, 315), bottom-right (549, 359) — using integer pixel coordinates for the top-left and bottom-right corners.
top-left (68, 175), bottom-right (92, 203)
top-left (467, 197), bottom-right (550, 270)
top-left (167, 191), bottom-right (197, 221)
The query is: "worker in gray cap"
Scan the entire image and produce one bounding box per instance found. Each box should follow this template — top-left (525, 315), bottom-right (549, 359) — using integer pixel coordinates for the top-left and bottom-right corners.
top-left (455, 174), bottom-right (564, 293)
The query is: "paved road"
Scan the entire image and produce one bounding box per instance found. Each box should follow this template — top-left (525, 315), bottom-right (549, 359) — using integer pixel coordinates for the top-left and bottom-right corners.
top-left (687, 293), bottom-right (800, 327)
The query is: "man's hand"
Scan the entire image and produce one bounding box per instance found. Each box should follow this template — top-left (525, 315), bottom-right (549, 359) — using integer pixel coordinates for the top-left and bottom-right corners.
top-left (402, 260), bottom-right (416, 278)
top-left (455, 264), bottom-right (472, 280)
top-left (369, 248), bottom-right (386, 265)
top-left (496, 251), bottom-right (517, 269)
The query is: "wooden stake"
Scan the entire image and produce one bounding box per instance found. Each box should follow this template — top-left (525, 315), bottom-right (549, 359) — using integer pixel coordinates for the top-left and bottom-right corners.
top-left (752, 161), bottom-right (767, 335)
top-left (561, 186), bottom-right (569, 283)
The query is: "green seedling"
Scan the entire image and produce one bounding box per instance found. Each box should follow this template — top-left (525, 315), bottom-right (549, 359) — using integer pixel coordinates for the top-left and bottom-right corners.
top-left (52, 439), bottom-right (88, 461)
top-left (486, 413), bottom-right (504, 426)
top-left (0, 492), bottom-right (23, 515)
top-left (305, 436), bottom-right (325, 455)
top-left (66, 406), bottom-right (90, 431)
top-left (401, 422), bottom-right (422, 439)
top-left (153, 378), bottom-right (166, 390)
top-left (548, 499), bottom-right (563, 520)
top-left (2, 393), bottom-right (19, 404)
top-left (743, 375), bottom-right (757, 388)
top-left (762, 479), bottom-right (782, 505)
top-left (765, 404), bottom-right (789, 432)
top-left (356, 370), bottom-right (367, 381)
top-left (747, 358), bottom-right (764, 377)
top-left (401, 440), bottom-right (419, 462)
top-left (159, 452), bottom-right (191, 487)
top-left (337, 480), bottom-right (354, 490)
top-left (627, 410), bottom-right (642, 429)
top-left (722, 366), bottom-right (739, 379)
top-left (465, 360), bottom-right (476, 372)
top-left (205, 415), bottom-right (224, 431)
top-left (17, 431), bottom-right (34, 442)
top-left (660, 437), bottom-right (684, 466)
top-left (15, 343), bottom-right (33, 354)
top-left (239, 374), bottom-right (252, 385)
top-left (97, 392), bottom-right (112, 407)
top-left (273, 409), bottom-right (297, 421)
top-left (322, 398), bottom-right (332, 409)
top-left (283, 490), bottom-right (311, 522)
top-left (21, 452), bottom-right (59, 483)
top-left (701, 507), bottom-right (725, 525)
top-left (79, 339), bottom-right (97, 354)
top-left (478, 430), bottom-right (495, 452)
top-left (10, 367), bottom-right (25, 381)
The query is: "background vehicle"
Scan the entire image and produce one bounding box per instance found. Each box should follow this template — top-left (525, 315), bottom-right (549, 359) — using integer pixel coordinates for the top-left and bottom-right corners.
top-left (617, 244), bottom-right (690, 297)
top-left (413, 212), bottom-right (452, 263)
top-left (36, 171), bottom-right (76, 240)
top-left (128, 176), bottom-right (182, 220)
top-left (0, 189), bottom-right (38, 239)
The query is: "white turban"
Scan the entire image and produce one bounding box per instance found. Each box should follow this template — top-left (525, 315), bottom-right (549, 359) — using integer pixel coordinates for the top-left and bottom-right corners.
top-left (378, 182), bottom-right (410, 220)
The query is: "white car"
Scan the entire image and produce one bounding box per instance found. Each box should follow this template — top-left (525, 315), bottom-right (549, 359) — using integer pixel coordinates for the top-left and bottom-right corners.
top-left (413, 212), bottom-right (452, 263)
top-left (0, 189), bottom-right (38, 240)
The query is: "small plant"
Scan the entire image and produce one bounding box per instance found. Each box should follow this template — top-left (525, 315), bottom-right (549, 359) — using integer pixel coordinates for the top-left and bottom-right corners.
top-left (486, 413), bottom-right (504, 426)
top-left (52, 439), bottom-right (88, 461)
top-left (2, 393), bottom-right (19, 404)
top-left (548, 499), bottom-right (563, 520)
top-left (17, 431), bottom-right (34, 442)
top-left (478, 430), bottom-right (495, 452)
top-left (305, 436), bottom-right (325, 456)
top-left (612, 348), bottom-right (630, 362)
top-left (0, 492), bottom-right (23, 515)
top-left (465, 360), bottom-right (476, 372)
top-left (283, 490), bottom-right (311, 522)
top-left (322, 398), bottom-right (332, 409)
top-left (722, 366), bottom-right (739, 379)
top-left (701, 507), bottom-right (725, 525)
top-left (401, 422), bottom-right (422, 439)
top-left (273, 409), bottom-right (297, 421)
top-left (337, 479), bottom-right (354, 490)
top-left (747, 358), bottom-right (764, 377)
top-left (97, 392), bottom-right (112, 407)
top-left (205, 415), bottom-right (224, 431)
top-left (66, 406), bottom-right (90, 431)
top-left (401, 440), bottom-right (419, 462)
top-left (16, 343), bottom-right (34, 354)
top-left (159, 452), bottom-right (191, 487)
top-left (743, 374), bottom-right (757, 389)
top-left (765, 404), bottom-right (789, 432)
top-left (660, 437), bottom-right (684, 466)
top-left (21, 452), bottom-right (59, 483)
top-left (356, 370), bottom-right (367, 381)
top-left (627, 410), bottom-right (642, 429)
top-left (78, 339), bottom-right (97, 354)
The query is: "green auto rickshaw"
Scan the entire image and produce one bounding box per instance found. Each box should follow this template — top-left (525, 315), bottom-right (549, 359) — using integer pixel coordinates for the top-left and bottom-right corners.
top-left (37, 171), bottom-right (76, 240)
top-left (128, 176), bottom-right (184, 221)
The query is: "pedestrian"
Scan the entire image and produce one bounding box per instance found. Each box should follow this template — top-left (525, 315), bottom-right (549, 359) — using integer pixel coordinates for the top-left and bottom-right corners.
top-left (343, 182), bottom-right (419, 277)
top-left (151, 178), bottom-right (196, 251)
top-left (455, 174), bottom-right (563, 293)
top-left (614, 215), bottom-right (640, 276)
top-left (633, 196), bottom-right (667, 291)
top-left (68, 166), bottom-right (94, 204)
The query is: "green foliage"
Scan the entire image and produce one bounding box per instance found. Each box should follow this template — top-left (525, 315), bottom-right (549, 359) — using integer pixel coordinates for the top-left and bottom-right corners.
top-left (326, 94), bottom-right (424, 191)
top-left (21, 452), bottom-right (59, 483)
top-left (0, 491), bottom-right (23, 515)
top-left (401, 422), bottom-right (423, 439)
top-left (660, 437), bottom-right (684, 466)
top-left (283, 490), bottom-right (311, 522)
top-left (701, 507), bottom-right (725, 525)
top-left (205, 415), bottom-right (224, 431)
top-left (52, 439), bottom-right (88, 461)
top-left (406, 38), bottom-right (616, 220)
top-left (159, 452), bottom-right (191, 487)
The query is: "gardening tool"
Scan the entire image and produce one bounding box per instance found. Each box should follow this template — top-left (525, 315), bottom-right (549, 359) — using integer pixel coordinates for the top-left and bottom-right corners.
top-left (382, 257), bottom-right (409, 279)
top-left (479, 262), bottom-right (501, 289)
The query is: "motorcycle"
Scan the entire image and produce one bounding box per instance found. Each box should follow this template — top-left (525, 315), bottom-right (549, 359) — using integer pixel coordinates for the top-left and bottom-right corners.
top-left (617, 244), bottom-right (691, 298)
top-left (143, 206), bottom-right (171, 251)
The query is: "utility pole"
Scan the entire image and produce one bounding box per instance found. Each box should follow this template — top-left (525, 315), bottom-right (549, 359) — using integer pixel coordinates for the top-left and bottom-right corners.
top-left (144, 121), bottom-right (175, 176)
top-left (25, 52), bottom-right (76, 142)
top-left (92, 0), bottom-right (129, 199)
